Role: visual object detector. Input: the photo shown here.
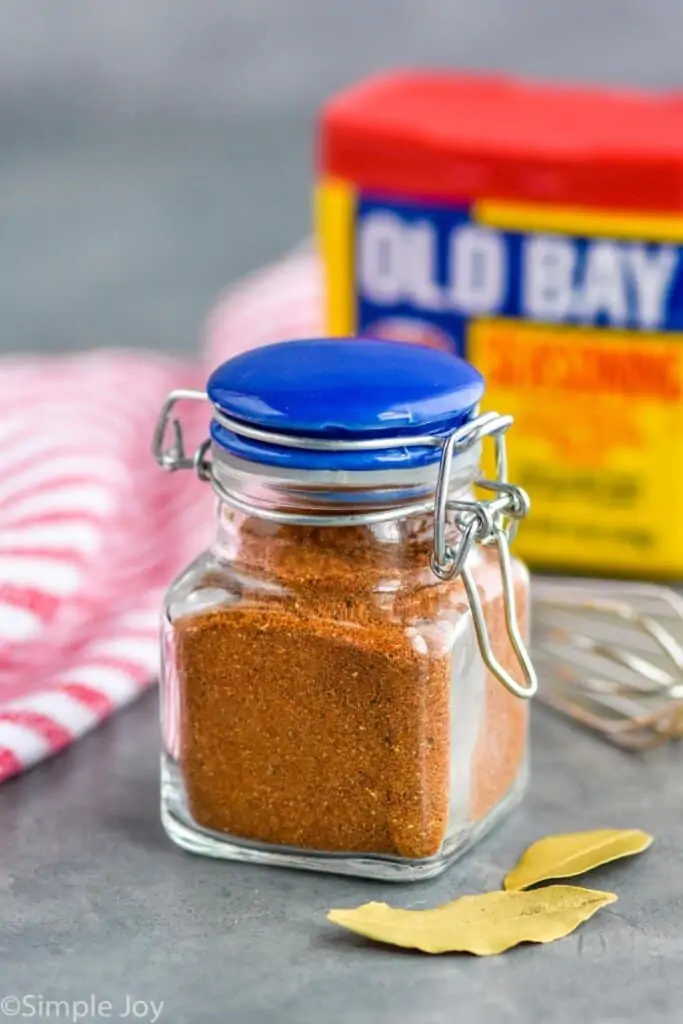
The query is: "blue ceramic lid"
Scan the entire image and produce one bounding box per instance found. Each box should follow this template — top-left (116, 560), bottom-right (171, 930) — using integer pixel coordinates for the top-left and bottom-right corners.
top-left (207, 338), bottom-right (484, 471)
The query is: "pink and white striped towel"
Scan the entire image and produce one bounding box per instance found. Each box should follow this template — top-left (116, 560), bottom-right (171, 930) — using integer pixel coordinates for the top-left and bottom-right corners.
top-left (0, 244), bottom-right (322, 781)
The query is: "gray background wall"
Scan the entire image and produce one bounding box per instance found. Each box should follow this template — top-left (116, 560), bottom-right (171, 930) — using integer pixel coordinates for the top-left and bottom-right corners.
top-left (3, 0), bottom-right (682, 355)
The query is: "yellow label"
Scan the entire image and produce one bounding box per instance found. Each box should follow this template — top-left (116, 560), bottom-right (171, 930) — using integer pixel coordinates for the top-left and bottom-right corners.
top-left (475, 200), bottom-right (683, 243)
top-left (469, 319), bottom-right (683, 575)
top-left (315, 179), bottom-right (356, 335)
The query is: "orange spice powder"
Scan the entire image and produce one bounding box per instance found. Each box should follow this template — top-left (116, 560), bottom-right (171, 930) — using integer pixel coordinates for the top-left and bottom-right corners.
top-left (172, 513), bottom-right (528, 860)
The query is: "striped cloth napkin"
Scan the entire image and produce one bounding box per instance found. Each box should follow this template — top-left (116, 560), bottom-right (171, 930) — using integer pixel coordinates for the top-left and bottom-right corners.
top-left (0, 244), bottom-right (322, 781)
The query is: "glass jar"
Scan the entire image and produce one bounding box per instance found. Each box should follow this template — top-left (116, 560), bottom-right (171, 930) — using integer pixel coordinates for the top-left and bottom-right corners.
top-left (153, 338), bottom-right (537, 881)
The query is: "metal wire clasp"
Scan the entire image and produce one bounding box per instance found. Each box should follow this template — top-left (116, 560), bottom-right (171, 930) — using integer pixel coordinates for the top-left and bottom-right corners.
top-left (430, 412), bottom-right (536, 700)
top-left (152, 392), bottom-right (537, 701)
top-left (151, 389), bottom-right (211, 478)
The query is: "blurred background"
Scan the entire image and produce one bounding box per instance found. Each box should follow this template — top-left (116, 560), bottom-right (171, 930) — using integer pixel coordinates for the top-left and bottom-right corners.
top-left (3, 0), bottom-right (682, 356)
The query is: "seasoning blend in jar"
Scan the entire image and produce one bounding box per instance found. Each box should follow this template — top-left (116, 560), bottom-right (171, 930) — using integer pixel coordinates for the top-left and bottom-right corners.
top-left (153, 338), bottom-right (537, 880)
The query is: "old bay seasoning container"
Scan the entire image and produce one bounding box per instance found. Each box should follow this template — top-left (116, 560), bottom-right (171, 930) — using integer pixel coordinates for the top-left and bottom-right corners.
top-left (153, 338), bottom-right (537, 880)
top-left (317, 72), bottom-right (683, 578)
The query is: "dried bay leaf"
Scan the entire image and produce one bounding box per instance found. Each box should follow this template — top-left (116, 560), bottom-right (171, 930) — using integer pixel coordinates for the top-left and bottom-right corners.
top-left (327, 885), bottom-right (616, 955)
top-left (504, 829), bottom-right (653, 891)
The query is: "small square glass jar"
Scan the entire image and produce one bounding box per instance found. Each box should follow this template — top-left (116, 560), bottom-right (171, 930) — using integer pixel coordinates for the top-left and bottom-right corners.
top-left (154, 339), bottom-right (537, 881)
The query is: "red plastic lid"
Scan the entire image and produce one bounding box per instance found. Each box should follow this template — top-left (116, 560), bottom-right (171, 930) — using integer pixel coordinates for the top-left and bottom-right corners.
top-left (319, 72), bottom-right (683, 212)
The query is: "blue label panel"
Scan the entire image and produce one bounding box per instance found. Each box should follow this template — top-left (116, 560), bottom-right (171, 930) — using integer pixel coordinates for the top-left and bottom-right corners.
top-left (354, 194), bottom-right (683, 355)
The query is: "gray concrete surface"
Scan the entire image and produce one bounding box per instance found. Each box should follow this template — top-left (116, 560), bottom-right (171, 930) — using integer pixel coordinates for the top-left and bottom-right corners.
top-left (1, 693), bottom-right (680, 1023)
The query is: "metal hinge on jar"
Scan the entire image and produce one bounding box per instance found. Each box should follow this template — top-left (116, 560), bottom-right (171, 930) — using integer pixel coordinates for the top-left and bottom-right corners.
top-left (152, 390), bottom-right (537, 701)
